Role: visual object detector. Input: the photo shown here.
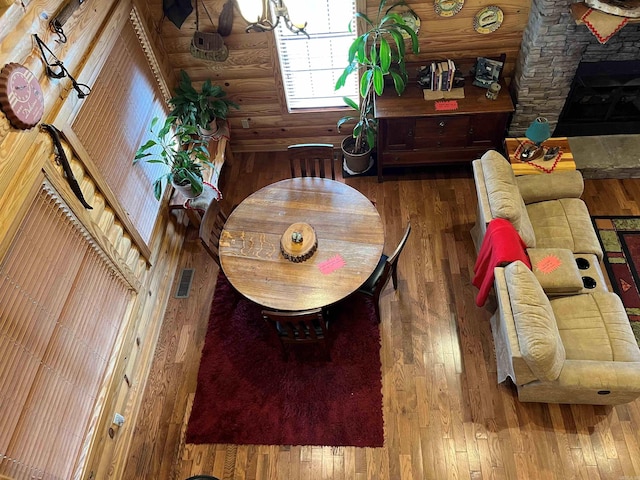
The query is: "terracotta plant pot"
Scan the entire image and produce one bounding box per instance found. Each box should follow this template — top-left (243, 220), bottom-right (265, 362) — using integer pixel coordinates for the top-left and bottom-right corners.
top-left (341, 136), bottom-right (372, 174)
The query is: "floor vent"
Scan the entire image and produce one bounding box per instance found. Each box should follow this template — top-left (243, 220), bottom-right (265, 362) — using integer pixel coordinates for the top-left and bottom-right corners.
top-left (175, 268), bottom-right (195, 298)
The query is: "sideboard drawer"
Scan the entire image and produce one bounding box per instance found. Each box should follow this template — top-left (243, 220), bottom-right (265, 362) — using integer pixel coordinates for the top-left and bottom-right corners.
top-left (414, 116), bottom-right (470, 148)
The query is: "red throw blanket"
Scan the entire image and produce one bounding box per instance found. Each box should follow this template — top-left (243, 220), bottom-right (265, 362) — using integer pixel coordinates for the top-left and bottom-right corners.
top-left (473, 218), bottom-right (531, 306)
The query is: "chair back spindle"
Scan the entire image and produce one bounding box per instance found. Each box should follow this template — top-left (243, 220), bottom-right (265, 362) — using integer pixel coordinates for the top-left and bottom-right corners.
top-left (357, 221), bottom-right (411, 322)
top-left (262, 308), bottom-right (331, 360)
top-left (199, 200), bottom-right (228, 267)
top-left (288, 143), bottom-right (336, 180)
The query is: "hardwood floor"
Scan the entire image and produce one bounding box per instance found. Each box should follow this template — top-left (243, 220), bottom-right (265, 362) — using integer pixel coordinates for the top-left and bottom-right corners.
top-left (122, 153), bottom-right (640, 480)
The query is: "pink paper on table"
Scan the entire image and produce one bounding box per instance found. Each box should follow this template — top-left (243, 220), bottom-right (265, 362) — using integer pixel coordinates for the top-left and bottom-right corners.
top-left (435, 100), bottom-right (458, 111)
top-left (318, 254), bottom-right (346, 275)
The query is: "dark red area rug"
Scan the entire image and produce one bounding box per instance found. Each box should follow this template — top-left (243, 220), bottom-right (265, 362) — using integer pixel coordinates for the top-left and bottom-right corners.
top-left (185, 272), bottom-right (384, 447)
top-left (593, 216), bottom-right (640, 344)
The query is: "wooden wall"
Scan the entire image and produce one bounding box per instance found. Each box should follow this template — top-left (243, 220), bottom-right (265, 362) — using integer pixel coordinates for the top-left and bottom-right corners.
top-left (140, 0), bottom-right (531, 152)
top-left (0, 1), bottom-right (185, 478)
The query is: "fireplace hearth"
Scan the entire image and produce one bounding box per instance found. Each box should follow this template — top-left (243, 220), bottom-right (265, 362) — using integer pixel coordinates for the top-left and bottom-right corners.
top-left (554, 60), bottom-right (640, 136)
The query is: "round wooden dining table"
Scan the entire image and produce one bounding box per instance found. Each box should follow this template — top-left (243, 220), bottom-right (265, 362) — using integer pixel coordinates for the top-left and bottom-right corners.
top-left (219, 177), bottom-right (385, 311)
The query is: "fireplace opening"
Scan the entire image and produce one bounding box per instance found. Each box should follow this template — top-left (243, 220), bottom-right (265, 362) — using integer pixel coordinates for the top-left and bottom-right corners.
top-left (554, 60), bottom-right (640, 137)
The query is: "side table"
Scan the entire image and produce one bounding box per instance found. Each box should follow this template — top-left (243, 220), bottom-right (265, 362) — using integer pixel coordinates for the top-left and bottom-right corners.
top-left (504, 137), bottom-right (576, 175)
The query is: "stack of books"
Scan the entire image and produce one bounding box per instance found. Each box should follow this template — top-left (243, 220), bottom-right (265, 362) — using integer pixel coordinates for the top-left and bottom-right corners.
top-left (421, 59), bottom-right (465, 100)
top-left (427, 60), bottom-right (457, 92)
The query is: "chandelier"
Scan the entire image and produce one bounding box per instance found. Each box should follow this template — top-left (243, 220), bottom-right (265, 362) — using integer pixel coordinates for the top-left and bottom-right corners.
top-left (236, 0), bottom-right (309, 36)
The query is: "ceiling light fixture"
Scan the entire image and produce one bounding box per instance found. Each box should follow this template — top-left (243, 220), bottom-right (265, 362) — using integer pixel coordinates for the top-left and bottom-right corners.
top-left (236, 0), bottom-right (309, 37)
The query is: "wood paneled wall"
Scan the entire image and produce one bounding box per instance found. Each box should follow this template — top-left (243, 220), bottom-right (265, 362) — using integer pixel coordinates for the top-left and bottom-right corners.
top-left (140, 0), bottom-right (530, 152)
top-left (0, 2), bottom-right (186, 478)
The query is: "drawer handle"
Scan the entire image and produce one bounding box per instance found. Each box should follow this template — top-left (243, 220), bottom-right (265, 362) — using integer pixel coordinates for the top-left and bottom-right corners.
top-left (408, 130), bottom-right (414, 137)
top-left (439, 121), bottom-right (445, 128)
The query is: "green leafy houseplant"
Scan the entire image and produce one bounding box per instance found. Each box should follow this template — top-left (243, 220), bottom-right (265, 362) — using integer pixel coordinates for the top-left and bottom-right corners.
top-left (335, 0), bottom-right (419, 160)
top-left (134, 116), bottom-right (212, 200)
top-left (169, 69), bottom-right (240, 133)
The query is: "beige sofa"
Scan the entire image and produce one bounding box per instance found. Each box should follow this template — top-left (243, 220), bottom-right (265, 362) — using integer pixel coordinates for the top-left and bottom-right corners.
top-left (471, 150), bottom-right (606, 295)
top-left (471, 150), bottom-right (640, 404)
top-left (493, 261), bottom-right (640, 405)
top-left (472, 149), bottom-right (602, 262)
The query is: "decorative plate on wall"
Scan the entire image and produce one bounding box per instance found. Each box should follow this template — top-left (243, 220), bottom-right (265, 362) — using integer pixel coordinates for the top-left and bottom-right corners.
top-left (434, 0), bottom-right (464, 17)
top-left (399, 10), bottom-right (421, 38)
top-left (473, 5), bottom-right (504, 34)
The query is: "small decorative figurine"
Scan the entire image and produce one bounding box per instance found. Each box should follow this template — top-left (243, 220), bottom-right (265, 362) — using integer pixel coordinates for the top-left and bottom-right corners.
top-left (291, 231), bottom-right (303, 243)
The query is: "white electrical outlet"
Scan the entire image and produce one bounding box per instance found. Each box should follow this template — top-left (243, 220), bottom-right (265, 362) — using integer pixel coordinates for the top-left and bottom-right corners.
top-left (113, 413), bottom-right (125, 427)
top-left (241, 118), bottom-right (250, 129)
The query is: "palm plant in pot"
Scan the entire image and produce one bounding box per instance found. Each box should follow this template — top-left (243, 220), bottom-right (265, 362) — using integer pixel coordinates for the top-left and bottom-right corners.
top-left (134, 116), bottom-right (212, 200)
top-left (335, 0), bottom-right (419, 173)
top-left (169, 69), bottom-right (240, 139)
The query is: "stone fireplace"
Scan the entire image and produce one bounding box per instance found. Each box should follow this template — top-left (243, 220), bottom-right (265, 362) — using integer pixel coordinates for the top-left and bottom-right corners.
top-left (509, 0), bottom-right (640, 137)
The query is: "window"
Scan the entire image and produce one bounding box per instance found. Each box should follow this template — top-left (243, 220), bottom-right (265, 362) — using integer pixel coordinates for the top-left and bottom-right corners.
top-left (72, 20), bottom-right (168, 245)
top-left (274, 0), bottom-right (358, 110)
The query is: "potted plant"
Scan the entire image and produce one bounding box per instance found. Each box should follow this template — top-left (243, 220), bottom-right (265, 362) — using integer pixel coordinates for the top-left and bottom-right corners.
top-left (169, 69), bottom-right (240, 138)
top-left (134, 116), bottom-right (212, 200)
top-left (335, 0), bottom-right (419, 173)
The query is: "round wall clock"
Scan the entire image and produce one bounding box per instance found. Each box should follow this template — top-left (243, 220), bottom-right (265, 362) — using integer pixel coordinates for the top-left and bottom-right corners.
top-left (0, 63), bottom-right (45, 130)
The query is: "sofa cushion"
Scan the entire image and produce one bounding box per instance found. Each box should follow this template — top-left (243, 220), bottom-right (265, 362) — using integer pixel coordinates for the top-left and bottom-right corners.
top-left (526, 198), bottom-right (603, 260)
top-left (516, 170), bottom-right (584, 204)
top-left (550, 292), bottom-right (640, 362)
top-left (480, 150), bottom-right (536, 247)
top-left (505, 261), bottom-right (566, 382)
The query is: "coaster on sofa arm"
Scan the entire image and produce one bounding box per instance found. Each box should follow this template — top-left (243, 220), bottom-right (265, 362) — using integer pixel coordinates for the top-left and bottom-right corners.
top-left (527, 248), bottom-right (584, 295)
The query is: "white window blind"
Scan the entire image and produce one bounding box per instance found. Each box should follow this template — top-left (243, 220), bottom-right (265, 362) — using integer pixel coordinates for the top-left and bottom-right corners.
top-left (274, 0), bottom-right (358, 110)
top-left (72, 20), bottom-right (168, 245)
top-left (0, 184), bottom-right (132, 480)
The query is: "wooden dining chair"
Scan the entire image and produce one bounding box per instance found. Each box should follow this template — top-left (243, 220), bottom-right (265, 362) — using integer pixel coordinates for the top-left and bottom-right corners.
top-left (199, 200), bottom-right (228, 268)
top-left (288, 143), bottom-right (336, 180)
top-left (262, 308), bottom-right (331, 361)
top-left (357, 221), bottom-right (412, 322)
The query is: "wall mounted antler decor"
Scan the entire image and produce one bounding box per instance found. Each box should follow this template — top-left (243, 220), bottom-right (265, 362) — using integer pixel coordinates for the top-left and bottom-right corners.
top-left (34, 34), bottom-right (91, 99)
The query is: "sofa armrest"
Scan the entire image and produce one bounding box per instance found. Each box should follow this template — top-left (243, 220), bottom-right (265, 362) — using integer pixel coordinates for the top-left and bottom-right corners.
top-left (491, 267), bottom-right (539, 385)
top-left (472, 160), bottom-right (493, 225)
top-left (516, 170), bottom-right (584, 204)
top-left (471, 159), bottom-right (494, 252)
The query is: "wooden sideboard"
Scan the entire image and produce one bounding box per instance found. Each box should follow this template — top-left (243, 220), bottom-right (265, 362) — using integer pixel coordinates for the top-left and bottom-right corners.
top-left (374, 77), bottom-right (515, 182)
